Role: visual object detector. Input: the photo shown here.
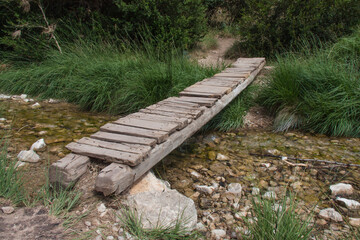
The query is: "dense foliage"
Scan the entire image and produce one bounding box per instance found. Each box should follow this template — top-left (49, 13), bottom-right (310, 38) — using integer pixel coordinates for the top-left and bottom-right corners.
top-left (231, 0), bottom-right (360, 57)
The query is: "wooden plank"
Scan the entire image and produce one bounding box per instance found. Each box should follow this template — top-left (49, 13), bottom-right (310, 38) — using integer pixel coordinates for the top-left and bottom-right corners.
top-left (197, 79), bottom-right (239, 89)
top-left (146, 104), bottom-right (204, 119)
top-left (66, 142), bottom-right (143, 166)
top-left (223, 68), bottom-right (255, 73)
top-left (91, 131), bottom-right (157, 147)
top-left (158, 101), bottom-right (203, 111)
top-left (100, 123), bottom-right (168, 143)
top-left (77, 137), bottom-right (151, 157)
top-left (177, 96), bottom-right (218, 107)
top-left (211, 76), bottom-right (245, 82)
top-left (214, 72), bottom-right (251, 78)
top-left (183, 84), bottom-right (232, 95)
top-left (95, 163), bottom-right (135, 196)
top-left (114, 117), bottom-right (179, 134)
top-left (49, 154), bottom-right (90, 188)
top-left (179, 90), bottom-right (222, 98)
top-left (129, 112), bottom-right (189, 129)
top-left (139, 108), bottom-right (195, 121)
top-left (160, 97), bottom-right (201, 108)
top-left (95, 58), bottom-right (266, 195)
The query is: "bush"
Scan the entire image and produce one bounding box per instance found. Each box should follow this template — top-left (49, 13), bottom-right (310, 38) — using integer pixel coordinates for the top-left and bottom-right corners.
top-left (258, 33), bottom-right (360, 137)
top-left (0, 41), bottom-right (218, 114)
top-left (232, 0), bottom-right (360, 57)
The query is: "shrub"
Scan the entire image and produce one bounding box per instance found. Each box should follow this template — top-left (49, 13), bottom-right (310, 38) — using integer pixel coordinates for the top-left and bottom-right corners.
top-left (0, 41), bottom-right (218, 114)
top-left (258, 37), bottom-right (360, 137)
top-left (232, 0), bottom-right (360, 57)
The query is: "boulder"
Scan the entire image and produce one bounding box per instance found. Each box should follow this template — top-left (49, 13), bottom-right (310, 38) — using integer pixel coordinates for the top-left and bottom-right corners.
top-left (17, 150), bottom-right (40, 163)
top-left (125, 189), bottom-right (197, 230)
top-left (128, 171), bottom-right (168, 196)
top-left (319, 208), bottom-right (343, 222)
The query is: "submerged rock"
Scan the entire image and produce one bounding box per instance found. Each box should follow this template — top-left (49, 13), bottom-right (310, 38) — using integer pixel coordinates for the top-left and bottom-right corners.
top-left (330, 183), bottom-right (354, 196)
top-left (17, 150), bottom-right (40, 163)
top-left (30, 139), bottom-right (46, 152)
top-left (319, 208), bottom-right (343, 222)
top-left (126, 189), bottom-right (197, 230)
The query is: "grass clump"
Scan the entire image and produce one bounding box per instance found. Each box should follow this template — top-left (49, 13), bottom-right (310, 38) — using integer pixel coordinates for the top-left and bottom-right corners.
top-left (117, 208), bottom-right (201, 240)
top-left (259, 31), bottom-right (360, 137)
top-left (0, 140), bottom-right (26, 205)
top-left (203, 85), bottom-right (256, 132)
top-left (243, 194), bottom-right (313, 240)
top-left (0, 41), bottom-right (218, 115)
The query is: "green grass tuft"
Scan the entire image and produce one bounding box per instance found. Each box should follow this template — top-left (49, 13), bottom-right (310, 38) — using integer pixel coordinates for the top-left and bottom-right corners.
top-left (243, 194), bottom-right (313, 240)
top-left (0, 41), bottom-right (218, 115)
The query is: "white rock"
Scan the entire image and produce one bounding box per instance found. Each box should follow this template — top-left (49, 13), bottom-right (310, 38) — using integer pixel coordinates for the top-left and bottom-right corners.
top-left (190, 170), bottom-right (201, 178)
top-left (0, 94), bottom-right (11, 99)
top-left (125, 189), bottom-right (197, 230)
top-left (31, 102), bottom-right (41, 109)
top-left (1, 206), bottom-right (14, 214)
top-left (211, 229), bottom-right (226, 240)
top-left (15, 161), bottom-right (27, 168)
top-left (30, 138), bottom-right (46, 152)
top-left (128, 172), bottom-right (168, 195)
top-left (0, 118), bottom-right (6, 121)
top-left (336, 197), bottom-right (360, 210)
top-left (48, 98), bottom-right (60, 103)
top-left (106, 236), bottom-right (114, 240)
top-left (319, 208), bottom-right (343, 222)
top-left (216, 153), bottom-right (229, 161)
top-left (261, 163), bottom-right (271, 168)
top-left (20, 94), bottom-right (27, 99)
top-left (84, 221), bottom-right (92, 227)
top-left (349, 218), bottom-right (360, 227)
top-left (226, 183), bottom-right (242, 197)
top-left (263, 191), bottom-right (277, 200)
top-left (97, 203), bottom-right (107, 213)
top-left (195, 185), bottom-right (214, 195)
top-left (17, 150), bottom-right (40, 163)
top-left (95, 235), bottom-right (102, 240)
top-left (196, 222), bottom-right (207, 231)
top-left (272, 203), bottom-right (283, 212)
top-left (252, 187), bottom-right (260, 195)
top-left (330, 183), bottom-right (354, 196)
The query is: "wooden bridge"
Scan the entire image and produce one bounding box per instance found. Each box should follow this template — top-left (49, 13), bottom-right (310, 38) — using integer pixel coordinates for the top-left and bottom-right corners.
top-left (49, 58), bottom-right (266, 195)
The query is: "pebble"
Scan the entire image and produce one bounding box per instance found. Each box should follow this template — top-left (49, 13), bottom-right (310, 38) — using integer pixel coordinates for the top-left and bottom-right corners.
top-left (336, 197), bottom-right (360, 210)
top-left (95, 235), bottom-right (102, 240)
top-left (30, 138), bottom-right (46, 152)
top-left (226, 183), bottom-right (242, 197)
top-left (106, 236), bottom-right (114, 240)
top-left (1, 206), bottom-right (15, 214)
top-left (216, 153), bottom-right (229, 161)
top-left (17, 150), bottom-right (41, 163)
top-left (196, 222), bottom-right (207, 232)
top-left (15, 161), bottom-right (27, 168)
top-left (330, 183), bottom-right (354, 196)
top-left (31, 102), bottom-right (41, 109)
top-left (263, 191), bottom-right (277, 200)
top-left (0, 118), bottom-right (6, 121)
top-left (261, 163), bottom-right (271, 168)
top-left (195, 185), bottom-right (214, 195)
top-left (211, 229), bottom-right (226, 240)
top-left (252, 187), bottom-right (260, 195)
top-left (190, 170), bottom-right (201, 178)
top-left (315, 218), bottom-right (327, 225)
top-left (84, 221), bottom-right (92, 227)
top-left (97, 203), bottom-right (107, 213)
top-left (319, 208), bottom-right (343, 222)
top-left (349, 217), bottom-right (360, 227)
top-left (20, 94), bottom-right (27, 99)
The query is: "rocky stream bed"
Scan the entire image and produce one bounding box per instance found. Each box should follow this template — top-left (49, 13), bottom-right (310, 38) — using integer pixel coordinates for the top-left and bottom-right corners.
top-left (0, 94), bottom-right (359, 240)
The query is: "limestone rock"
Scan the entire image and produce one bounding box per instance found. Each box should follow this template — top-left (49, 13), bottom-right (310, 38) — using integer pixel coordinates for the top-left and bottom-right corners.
top-left (128, 172), bottom-right (168, 196)
top-left (263, 191), bottom-right (277, 200)
top-left (15, 161), bottom-right (27, 169)
top-left (1, 206), bottom-right (14, 214)
top-left (330, 183), bottom-right (354, 196)
top-left (17, 150), bottom-right (40, 163)
top-left (31, 102), bottom-right (41, 109)
top-left (0, 118), bottom-right (6, 121)
top-left (211, 229), bottom-right (226, 240)
top-left (252, 187), bottom-right (260, 195)
top-left (216, 153), bottom-right (229, 161)
top-left (319, 208), bottom-right (343, 222)
top-left (349, 218), bottom-right (360, 227)
top-left (126, 189), bottom-right (197, 230)
top-left (30, 138), bottom-right (46, 152)
top-left (336, 197), bottom-right (360, 210)
top-left (226, 183), bottom-right (242, 197)
top-left (97, 203), bottom-right (106, 213)
top-left (195, 185), bottom-right (214, 195)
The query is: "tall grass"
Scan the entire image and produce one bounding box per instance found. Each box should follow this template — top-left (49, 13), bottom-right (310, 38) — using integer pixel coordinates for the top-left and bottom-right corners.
top-left (0, 140), bottom-right (26, 205)
top-left (243, 195), bottom-right (313, 240)
top-left (259, 30), bottom-right (360, 137)
top-left (0, 41), bottom-right (218, 115)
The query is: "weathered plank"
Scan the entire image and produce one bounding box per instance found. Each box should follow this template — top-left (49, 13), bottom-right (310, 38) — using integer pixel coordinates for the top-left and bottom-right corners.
top-left (95, 163), bottom-right (135, 196)
top-left (100, 123), bottom-right (169, 143)
top-left (158, 101), bottom-right (204, 111)
top-left (140, 108), bottom-right (195, 120)
top-left (146, 104), bottom-right (204, 119)
top-left (95, 58), bottom-right (266, 195)
top-left (91, 131), bottom-right (157, 147)
top-left (49, 154), bottom-right (90, 188)
top-left (182, 84), bottom-right (232, 95)
top-left (129, 112), bottom-right (189, 129)
top-left (197, 79), bottom-right (240, 89)
top-left (114, 117), bottom-right (179, 134)
top-left (177, 96), bottom-right (218, 107)
top-left (66, 142), bottom-right (143, 166)
top-left (214, 72), bottom-right (251, 78)
top-left (179, 90), bottom-right (222, 98)
top-left (162, 97), bottom-right (202, 108)
top-left (77, 137), bottom-right (151, 157)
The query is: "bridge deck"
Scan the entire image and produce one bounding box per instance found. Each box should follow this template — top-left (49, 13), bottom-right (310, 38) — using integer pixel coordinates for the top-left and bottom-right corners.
top-left (49, 58), bottom-right (266, 195)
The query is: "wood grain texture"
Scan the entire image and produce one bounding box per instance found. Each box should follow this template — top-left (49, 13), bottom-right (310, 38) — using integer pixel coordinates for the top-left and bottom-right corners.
top-left (114, 117), bottom-right (179, 134)
top-left (91, 131), bottom-right (157, 146)
top-left (129, 112), bottom-right (189, 129)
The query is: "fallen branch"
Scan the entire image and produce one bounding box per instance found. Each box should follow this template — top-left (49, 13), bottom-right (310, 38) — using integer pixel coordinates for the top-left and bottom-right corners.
top-left (250, 153), bottom-right (360, 168)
